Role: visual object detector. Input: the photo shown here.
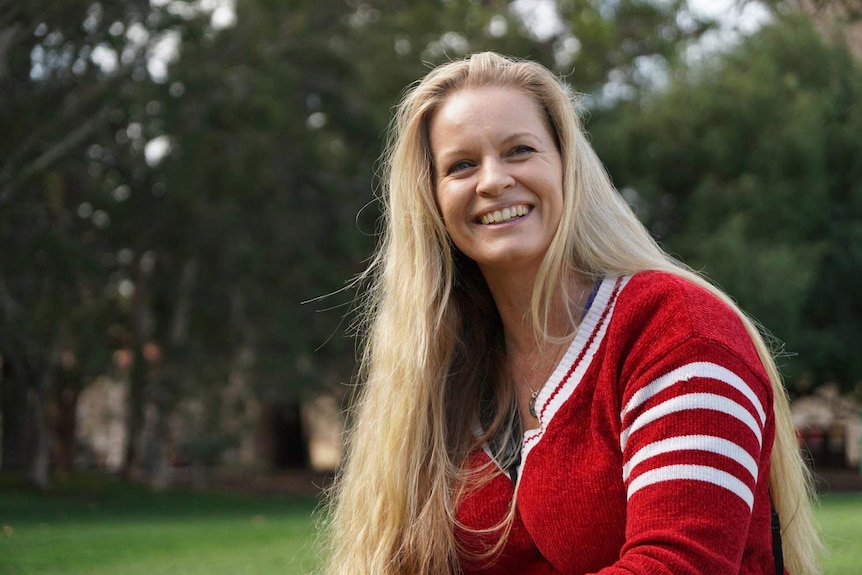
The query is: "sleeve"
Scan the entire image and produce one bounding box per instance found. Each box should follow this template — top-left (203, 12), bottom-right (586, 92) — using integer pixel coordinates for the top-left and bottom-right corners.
top-left (600, 333), bottom-right (774, 575)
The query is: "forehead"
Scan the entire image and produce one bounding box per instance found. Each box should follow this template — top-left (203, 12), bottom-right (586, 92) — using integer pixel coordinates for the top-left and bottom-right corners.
top-left (429, 87), bottom-right (552, 151)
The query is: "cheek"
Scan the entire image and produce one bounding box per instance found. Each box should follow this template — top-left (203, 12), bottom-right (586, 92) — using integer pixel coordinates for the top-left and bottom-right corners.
top-left (435, 187), bottom-right (461, 227)
top-left (430, 181), bottom-right (451, 223)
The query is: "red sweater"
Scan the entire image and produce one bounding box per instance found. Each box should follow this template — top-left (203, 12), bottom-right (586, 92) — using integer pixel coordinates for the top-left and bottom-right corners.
top-left (456, 272), bottom-right (778, 575)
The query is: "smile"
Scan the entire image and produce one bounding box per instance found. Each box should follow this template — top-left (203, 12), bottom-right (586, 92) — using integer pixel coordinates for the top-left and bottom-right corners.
top-left (478, 205), bottom-right (531, 225)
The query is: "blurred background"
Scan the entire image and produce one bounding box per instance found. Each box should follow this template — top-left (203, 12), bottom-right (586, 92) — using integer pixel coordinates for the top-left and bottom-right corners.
top-left (0, 0), bottom-right (862, 575)
top-left (1, 0), bottom-right (861, 573)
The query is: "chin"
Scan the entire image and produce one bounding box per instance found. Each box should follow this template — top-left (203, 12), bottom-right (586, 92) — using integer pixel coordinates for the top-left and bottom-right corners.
top-left (474, 249), bottom-right (547, 274)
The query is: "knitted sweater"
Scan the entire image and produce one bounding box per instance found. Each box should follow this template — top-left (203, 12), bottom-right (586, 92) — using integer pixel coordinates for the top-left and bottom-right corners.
top-left (456, 272), bottom-right (778, 575)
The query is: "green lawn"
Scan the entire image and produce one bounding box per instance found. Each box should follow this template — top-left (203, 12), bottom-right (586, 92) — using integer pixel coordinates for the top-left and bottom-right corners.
top-left (1, 475), bottom-right (860, 574)
top-left (819, 492), bottom-right (862, 575)
top-left (0, 474), bottom-right (323, 575)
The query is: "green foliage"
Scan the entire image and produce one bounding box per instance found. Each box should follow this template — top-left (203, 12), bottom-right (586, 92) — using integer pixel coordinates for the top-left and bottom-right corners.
top-left (0, 0), bottom-right (174, 474)
top-left (7, 1), bottom-right (854, 476)
top-left (592, 15), bottom-right (862, 388)
top-left (2, 0), bottom-right (714, 476)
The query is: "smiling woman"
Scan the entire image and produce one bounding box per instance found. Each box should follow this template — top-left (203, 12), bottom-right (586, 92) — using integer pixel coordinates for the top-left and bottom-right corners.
top-left (430, 87), bottom-right (564, 289)
top-left (323, 52), bottom-right (822, 575)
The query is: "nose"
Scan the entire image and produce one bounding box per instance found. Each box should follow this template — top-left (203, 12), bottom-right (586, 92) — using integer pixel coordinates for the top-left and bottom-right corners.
top-left (476, 159), bottom-right (514, 196)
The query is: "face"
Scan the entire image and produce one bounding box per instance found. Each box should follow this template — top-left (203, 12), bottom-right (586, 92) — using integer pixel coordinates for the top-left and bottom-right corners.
top-left (429, 87), bottom-right (564, 279)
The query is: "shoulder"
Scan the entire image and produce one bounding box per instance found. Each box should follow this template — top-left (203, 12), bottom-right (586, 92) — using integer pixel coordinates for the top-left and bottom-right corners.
top-left (615, 270), bottom-right (748, 343)
top-left (618, 270), bottom-right (726, 310)
top-left (607, 271), bottom-right (768, 385)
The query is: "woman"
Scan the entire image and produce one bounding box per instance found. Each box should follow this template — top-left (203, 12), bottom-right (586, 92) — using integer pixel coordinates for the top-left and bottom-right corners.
top-left (324, 52), bottom-right (820, 575)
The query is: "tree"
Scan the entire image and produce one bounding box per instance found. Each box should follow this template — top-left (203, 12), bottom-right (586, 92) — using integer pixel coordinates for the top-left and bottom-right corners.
top-left (0, 0), bottom-right (730, 483)
top-left (0, 0), bottom-right (201, 485)
top-left (591, 14), bottom-right (862, 389)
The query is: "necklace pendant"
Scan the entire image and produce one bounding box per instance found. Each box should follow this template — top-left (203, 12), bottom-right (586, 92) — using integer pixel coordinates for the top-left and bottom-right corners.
top-left (528, 390), bottom-right (539, 418)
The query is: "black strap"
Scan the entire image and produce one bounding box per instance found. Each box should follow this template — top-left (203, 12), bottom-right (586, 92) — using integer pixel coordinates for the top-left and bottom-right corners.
top-left (770, 494), bottom-right (784, 575)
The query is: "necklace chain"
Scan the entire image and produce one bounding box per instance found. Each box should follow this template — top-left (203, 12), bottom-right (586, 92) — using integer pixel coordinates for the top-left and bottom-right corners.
top-left (511, 282), bottom-right (593, 420)
top-left (515, 343), bottom-right (567, 419)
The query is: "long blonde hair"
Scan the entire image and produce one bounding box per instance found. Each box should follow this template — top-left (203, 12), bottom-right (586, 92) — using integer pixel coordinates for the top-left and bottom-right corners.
top-left (323, 52), bottom-right (821, 575)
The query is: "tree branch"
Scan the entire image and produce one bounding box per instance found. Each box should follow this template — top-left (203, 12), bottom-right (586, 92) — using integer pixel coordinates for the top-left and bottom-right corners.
top-left (0, 65), bottom-right (133, 186)
top-left (0, 107), bottom-right (109, 209)
top-left (0, 22), bottom-right (22, 81)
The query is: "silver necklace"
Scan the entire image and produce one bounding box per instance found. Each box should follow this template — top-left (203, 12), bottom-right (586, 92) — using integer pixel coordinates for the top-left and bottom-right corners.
top-left (528, 386), bottom-right (540, 418)
top-left (516, 345), bottom-right (565, 420)
top-left (513, 282), bottom-right (593, 420)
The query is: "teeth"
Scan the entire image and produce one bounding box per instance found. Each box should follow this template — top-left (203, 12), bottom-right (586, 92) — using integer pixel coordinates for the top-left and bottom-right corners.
top-left (480, 205), bottom-right (530, 225)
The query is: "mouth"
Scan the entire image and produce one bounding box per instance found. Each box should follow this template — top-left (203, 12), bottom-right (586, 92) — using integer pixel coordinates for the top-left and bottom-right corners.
top-left (477, 204), bottom-right (532, 225)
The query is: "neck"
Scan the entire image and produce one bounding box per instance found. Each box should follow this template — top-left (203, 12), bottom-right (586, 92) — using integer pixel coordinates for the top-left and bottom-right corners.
top-left (481, 264), bottom-right (589, 361)
top-left (484, 267), bottom-right (591, 429)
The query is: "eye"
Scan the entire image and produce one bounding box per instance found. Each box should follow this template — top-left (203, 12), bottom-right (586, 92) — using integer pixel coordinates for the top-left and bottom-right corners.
top-left (509, 145), bottom-right (535, 157)
top-left (446, 160), bottom-right (474, 175)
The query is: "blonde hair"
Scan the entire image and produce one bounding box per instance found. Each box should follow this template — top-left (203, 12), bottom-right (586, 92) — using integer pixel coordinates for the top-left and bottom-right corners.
top-left (323, 52), bottom-right (821, 575)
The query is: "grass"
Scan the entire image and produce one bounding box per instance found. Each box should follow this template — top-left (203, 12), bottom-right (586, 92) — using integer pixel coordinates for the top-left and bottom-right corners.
top-left (0, 473), bottom-right (323, 575)
top-left (1, 474), bottom-right (860, 574)
top-left (819, 492), bottom-right (862, 575)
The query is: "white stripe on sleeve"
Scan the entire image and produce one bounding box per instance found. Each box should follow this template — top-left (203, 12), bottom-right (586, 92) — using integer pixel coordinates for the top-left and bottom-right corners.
top-left (620, 393), bottom-right (763, 451)
top-left (622, 434), bottom-right (759, 482)
top-left (621, 362), bottom-right (766, 426)
top-left (627, 464), bottom-right (755, 510)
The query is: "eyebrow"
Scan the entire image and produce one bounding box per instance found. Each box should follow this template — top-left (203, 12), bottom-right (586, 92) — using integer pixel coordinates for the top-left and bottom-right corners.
top-left (434, 131), bottom-right (542, 163)
top-left (500, 131), bottom-right (541, 144)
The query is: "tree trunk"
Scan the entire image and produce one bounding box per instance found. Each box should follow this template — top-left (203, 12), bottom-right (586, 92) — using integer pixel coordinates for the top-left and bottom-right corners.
top-left (121, 341), bottom-right (146, 480)
top-left (141, 403), bottom-right (173, 490)
top-left (26, 335), bottom-right (60, 489)
top-left (0, 356), bottom-right (28, 471)
top-left (269, 401), bottom-right (310, 469)
top-left (52, 389), bottom-right (80, 474)
top-left (121, 258), bottom-right (149, 480)
top-left (26, 387), bottom-right (51, 489)
top-left (142, 257), bottom-right (197, 489)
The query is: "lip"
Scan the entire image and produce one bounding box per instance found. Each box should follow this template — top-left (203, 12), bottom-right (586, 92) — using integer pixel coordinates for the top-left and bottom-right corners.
top-left (473, 202), bottom-right (533, 225)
